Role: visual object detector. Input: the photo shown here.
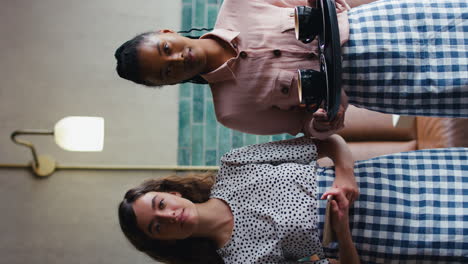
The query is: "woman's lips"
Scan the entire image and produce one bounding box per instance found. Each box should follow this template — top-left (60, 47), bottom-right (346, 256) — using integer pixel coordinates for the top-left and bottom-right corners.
top-left (178, 208), bottom-right (186, 227)
top-left (186, 49), bottom-right (194, 65)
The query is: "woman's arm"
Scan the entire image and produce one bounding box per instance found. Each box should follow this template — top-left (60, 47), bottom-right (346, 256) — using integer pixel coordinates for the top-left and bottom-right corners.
top-left (315, 134), bottom-right (359, 203)
top-left (335, 226), bottom-right (360, 264)
top-left (322, 188), bottom-right (361, 264)
top-left (308, 0), bottom-right (351, 9)
top-left (347, 0), bottom-right (379, 8)
top-left (314, 134), bottom-right (353, 170)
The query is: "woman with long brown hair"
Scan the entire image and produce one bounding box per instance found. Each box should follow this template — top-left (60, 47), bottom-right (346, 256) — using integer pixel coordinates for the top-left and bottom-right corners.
top-left (118, 136), bottom-right (468, 263)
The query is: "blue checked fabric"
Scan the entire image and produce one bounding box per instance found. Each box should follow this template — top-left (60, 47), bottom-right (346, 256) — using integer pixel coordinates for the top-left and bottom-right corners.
top-left (316, 148), bottom-right (468, 264)
top-left (342, 0), bottom-right (468, 118)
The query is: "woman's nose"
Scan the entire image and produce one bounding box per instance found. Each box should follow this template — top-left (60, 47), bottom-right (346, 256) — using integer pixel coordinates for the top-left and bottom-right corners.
top-left (169, 52), bottom-right (184, 62)
top-left (156, 210), bottom-right (176, 221)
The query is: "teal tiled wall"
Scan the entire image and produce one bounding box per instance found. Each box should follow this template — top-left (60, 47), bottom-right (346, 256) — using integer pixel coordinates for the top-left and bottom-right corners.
top-left (177, 0), bottom-right (296, 166)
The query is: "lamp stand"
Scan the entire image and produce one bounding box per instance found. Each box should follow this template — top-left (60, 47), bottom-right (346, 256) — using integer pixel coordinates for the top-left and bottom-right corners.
top-left (32, 155), bottom-right (56, 177)
top-left (11, 130), bottom-right (56, 177)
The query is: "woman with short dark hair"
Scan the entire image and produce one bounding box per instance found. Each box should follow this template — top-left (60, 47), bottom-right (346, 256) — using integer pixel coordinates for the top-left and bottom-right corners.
top-left (115, 0), bottom-right (468, 140)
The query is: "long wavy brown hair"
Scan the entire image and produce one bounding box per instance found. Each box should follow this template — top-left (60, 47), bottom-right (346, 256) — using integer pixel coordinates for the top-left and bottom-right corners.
top-left (118, 172), bottom-right (224, 264)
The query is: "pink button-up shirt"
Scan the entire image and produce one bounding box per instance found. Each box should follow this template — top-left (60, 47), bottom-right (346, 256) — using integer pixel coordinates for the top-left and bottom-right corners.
top-left (201, 0), bottom-right (347, 136)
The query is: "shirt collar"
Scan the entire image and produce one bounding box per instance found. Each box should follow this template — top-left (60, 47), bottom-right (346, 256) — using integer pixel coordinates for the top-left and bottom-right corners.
top-left (201, 29), bottom-right (240, 46)
top-left (200, 29), bottom-right (240, 83)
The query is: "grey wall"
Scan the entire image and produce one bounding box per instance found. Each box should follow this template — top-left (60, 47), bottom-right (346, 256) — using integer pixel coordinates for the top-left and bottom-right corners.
top-left (0, 0), bottom-right (180, 166)
top-left (0, 0), bottom-right (183, 263)
top-left (0, 169), bottom-right (165, 264)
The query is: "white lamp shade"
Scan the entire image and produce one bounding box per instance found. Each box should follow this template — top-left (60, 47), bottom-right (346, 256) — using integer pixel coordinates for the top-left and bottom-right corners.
top-left (54, 116), bottom-right (104, 151)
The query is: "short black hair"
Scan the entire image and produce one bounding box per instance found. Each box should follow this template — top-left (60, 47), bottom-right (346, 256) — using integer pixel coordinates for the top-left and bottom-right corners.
top-left (114, 31), bottom-right (153, 86)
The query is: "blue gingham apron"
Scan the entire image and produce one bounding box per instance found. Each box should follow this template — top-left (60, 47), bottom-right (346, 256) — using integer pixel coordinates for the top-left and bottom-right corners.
top-left (317, 148), bottom-right (468, 264)
top-left (342, 0), bottom-right (468, 118)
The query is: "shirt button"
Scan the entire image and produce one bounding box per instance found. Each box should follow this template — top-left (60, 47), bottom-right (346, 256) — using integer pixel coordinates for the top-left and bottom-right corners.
top-left (273, 49), bottom-right (282, 57)
top-left (239, 51), bottom-right (247, 58)
top-left (281, 87), bottom-right (289, 94)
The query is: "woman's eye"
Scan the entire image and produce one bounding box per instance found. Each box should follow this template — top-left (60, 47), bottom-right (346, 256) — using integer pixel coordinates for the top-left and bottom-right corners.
top-left (163, 43), bottom-right (170, 54)
top-left (155, 223), bottom-right (161, 234)
top-left (159, 199), bottom-right (165, 209)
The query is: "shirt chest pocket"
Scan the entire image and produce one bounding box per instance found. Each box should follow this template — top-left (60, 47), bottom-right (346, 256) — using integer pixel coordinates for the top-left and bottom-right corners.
top-left (271, 70), bottom-right (299, 110)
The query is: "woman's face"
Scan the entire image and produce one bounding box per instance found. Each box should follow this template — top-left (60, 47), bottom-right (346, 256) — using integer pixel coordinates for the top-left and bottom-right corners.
top-left (137, 31), bottom-right (207, 85)
top-left (132, 191), bottom-right (199, 240)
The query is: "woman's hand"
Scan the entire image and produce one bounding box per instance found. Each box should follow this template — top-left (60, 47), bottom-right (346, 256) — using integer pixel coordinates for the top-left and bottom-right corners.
top-left (303, 109), bottom-right (342, 139)
top-left (307, 0), bottom-right (350, 45)
top-left (333, 0), bottom-right (352, 46)
top-left (335, 0), bottom-right (351, 11)
top-left (306, 104), bottom-right (346, 140)
top-left (321, 188), bottom-right (350, 234)
top-left (313, 106), bottom-right (345, 130)
top-left (322, 187), bottom-right (361, 264)
top-left (307, 90), bottom-right (349, 140)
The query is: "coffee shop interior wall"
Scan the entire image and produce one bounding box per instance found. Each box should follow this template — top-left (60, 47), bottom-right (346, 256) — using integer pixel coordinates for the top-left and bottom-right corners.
top-left (0, 0), bottom-right (182, 263)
